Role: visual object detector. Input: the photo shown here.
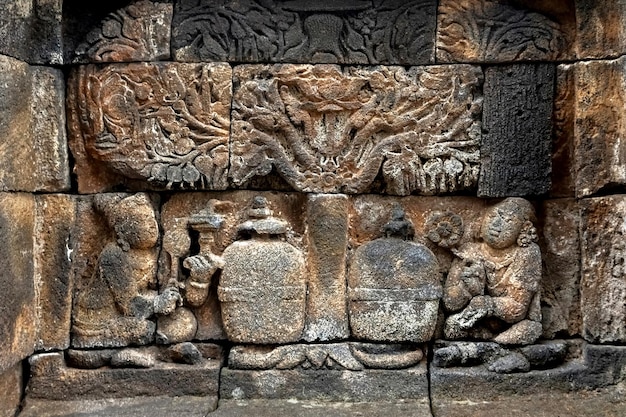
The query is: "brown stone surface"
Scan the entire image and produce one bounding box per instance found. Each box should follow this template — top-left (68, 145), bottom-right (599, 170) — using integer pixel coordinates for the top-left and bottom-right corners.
top-left (574, 56), bottom-right (626, 198)
top-left (436, 0), bottom-right (574, 63)
top-left (0, 363), bottom-right (23, 417)
top-left (580, 196), bottom-right (626, 343)
top-left (68, 63), bottom-right (231, 193)
top-left (551, 64), bottom-right (576, 198)
top-left (576, 0), bottom-right (626, 60)
top-left (0, 193), bottom-right (36, 374)
top-left (303, 194), bottom-right (349, 341)
top-left (35, 195), bottom-right (76, 351)
top-left (539, 199), bottom-right (581, 338)
top-left (73, 0), bottom-right (172, 63)
top-left (231, 64), bottom-right (482, 195)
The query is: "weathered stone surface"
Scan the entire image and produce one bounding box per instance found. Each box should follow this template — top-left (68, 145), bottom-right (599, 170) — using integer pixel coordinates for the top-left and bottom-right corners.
top-left (68, 63), bottom-right (232, 193)
top-left (159, 191), bottom-right (307, 342)
top-left (35, 195), bottom-right (76, 351)
top-left (229, 343), bottom-right (424, 370)
top-left (20, 396), bottom-right (218, 417)
top-left (0, 363), bottom-right (23, 417)
top-left (172, 0), bottom-right (437, 65)
top-left (576, 0), bottom-right (626, 60)
top-left (303, 194), bottom-right (349, 341)
top-left (551, 64), bottom-right (576, 198)
top-left (539, 199), bottom-right (581, 338)
top-left (479, 64), bottom-right (554, 197)
top-left (580, 196), bottom-right (626, 343)
top-left (221, 363), bottom-right (429, 401)
top-left (232, 64), bottom-right (482, 195)
top-left (72, 0), bottom-right (172, 63)
top-left (0, 56), bottom-right (70, 192)
top-left (71, 193), bottom-right (181, 349)
top-left (436, 0), bottom-right (574, 63)
top-left (27, 351), bottom-right (222, 400)
top-left (574, 56), bottom-right (626, 198)
top-left (0, 0), bottom-right (63, 64)
top-left (0, 193), bottom-right (36, 374)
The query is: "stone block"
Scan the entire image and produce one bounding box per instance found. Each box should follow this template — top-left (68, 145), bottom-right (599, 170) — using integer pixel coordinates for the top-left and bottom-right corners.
top-left (0, 363), bottom-right (23, 417)
top-left (0, 193), bottom-right (36, 374)
top-left (303, 194), bottom-right (349, 341)
top-left (0, 0), bottom-right (63, 64)
top-left (479, 64), bottom-right (554, 197)
top-left (232, 64), bottom-right (482, 195)
top-left (539, 199), bottom-right (581, 338)
top-left (67, 62), bottom-right (232, 193)
top-left (551, 64), bottom-right (576, 198)
top-left (576, 0), bottom-right (626, 60)
top-left (580, 196), bottom-right (626, 343)
top-left (436, 0), bottom-right (575, 63)
top-left (172, 0), bottom-right (438, 65)
top-left (574, 56), bottom-right (626, 198)
top-left (71, 0), bottom-right (173, 63)
top-left (0, 56), bottom-right (70, 192)
top-left (34, 195), bottom-right (77, 351)
top-left (220, 363), bottom-right (429, 401)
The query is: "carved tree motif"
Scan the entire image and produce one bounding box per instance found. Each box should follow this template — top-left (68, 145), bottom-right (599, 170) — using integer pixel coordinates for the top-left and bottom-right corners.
top-left (231, 64), bottom-right (482, 195)
top-left (172, 0), bottom-right (437, 65)
top-left (437, 0), bottom-right (569, 62)
top-left (69, 63), bottom-right (231, 190)
top-left (74, 0), bottom-right (173, 63)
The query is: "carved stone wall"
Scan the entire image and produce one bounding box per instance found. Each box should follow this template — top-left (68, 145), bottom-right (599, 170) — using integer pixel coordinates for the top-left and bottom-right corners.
top-left (1, 1), bottom-right (626, 416)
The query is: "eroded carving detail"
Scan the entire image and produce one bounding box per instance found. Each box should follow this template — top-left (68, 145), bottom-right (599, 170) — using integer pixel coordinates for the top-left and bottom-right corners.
top-left (232, 64), bottom-right (482, 195)
top-left (74, 0), bottom-right (173, 63)
top-left (172, 0), bottom-right (437, 64)
top-left (68, 63), bottom-right (231, 192)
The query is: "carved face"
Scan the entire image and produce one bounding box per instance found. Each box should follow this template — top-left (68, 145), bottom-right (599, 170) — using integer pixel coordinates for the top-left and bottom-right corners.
top-left (480, 202), bottom-right (525, 249)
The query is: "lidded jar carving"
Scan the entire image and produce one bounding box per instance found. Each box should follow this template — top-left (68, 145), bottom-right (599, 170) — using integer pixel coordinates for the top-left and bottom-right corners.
top-left (348, 205), bottom-right (442, 343)
top-left (219, 196), bottom-right (306, 344)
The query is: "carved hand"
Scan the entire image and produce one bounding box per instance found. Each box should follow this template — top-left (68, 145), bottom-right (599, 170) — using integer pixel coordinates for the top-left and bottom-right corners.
top-left (183, 254), bottom-right (225, 283)
top-left (153, 287), bottom-right (183, 316)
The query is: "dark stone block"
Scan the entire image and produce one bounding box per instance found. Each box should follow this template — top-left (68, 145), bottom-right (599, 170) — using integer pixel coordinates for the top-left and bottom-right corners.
top-left (172, 0), bottom-right (437, 65)
top-left (479, 64), bottom-right (555, 197)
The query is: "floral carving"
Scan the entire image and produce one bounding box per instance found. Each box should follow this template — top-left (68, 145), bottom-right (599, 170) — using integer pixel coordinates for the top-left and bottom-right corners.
top-left (69, 63), bottom-right (231, 191)
top-left (426, 212), bottom-right (464, 248)
top-left (231, 64), bottom-right (482, 195)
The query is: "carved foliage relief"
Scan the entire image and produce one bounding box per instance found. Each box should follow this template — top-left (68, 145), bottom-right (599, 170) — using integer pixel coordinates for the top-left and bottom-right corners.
top-left (68, 63), bottom-right (231, 192)
top-left (172, 0), bottom-right (437, 65)
top-left (232, 64), bottom-right (483, 195)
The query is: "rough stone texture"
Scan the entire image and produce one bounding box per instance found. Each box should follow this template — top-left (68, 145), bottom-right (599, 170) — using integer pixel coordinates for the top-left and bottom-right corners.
top-left (539, 199), bottom-right (581, 338)
top-left (172, 0), bottom-right (437, 65)
top-left (210, 400), bottom-right (432, 417)
top-left (580, 196), bottom-right (626, 343)
top-left (574, 56), bottom-right (626, 198)
top-left (67, 63), bottom-right (232, 193)
top-left (20, 396), bottom-right (218, 417)
top-left (232, 64), bottom-right (482, 195)
top-left (228, 343), bottom-right (424, 370)
top-left (0, 193), bottom-right (36, 374)
top-left (220, 363), bottom-right (429, 401)
top-left (575, 0), bottom-right (626, 60)
top-left (27, 351), bottom-right (222, 400)
top-left (0, 363), bottom-right (23, 417)
top-left (0, 56), bottom-right (70, 192)
top-left (303, 194), bottom-right (349, 341)
top-left (551, 64), bottom-right (576, 198)
top-left (159, 191), bottom-right (307, 342)
top-left (35, 195), bottom-right (76, 351)
top-left (0, 0), bottom-right (63, 64)
top-left (479, 64), bottom-right (554, 197)
top-left (72, 0), bottom-right (173, 63)
top-left (436, 0), bottom-right (574, 63)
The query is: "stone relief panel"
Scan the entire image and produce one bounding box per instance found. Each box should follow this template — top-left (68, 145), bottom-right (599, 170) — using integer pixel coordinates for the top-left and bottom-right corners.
top-left (232, 64), bottom-right (483, 195)
top-left (72, 0), bottom-right (173, 63)
top-left (436, 0), bottom-right (574, 63)
top-left (172, 0), bottom-right (437, 65)
top-left (68, 62), bottom-right (232, 193)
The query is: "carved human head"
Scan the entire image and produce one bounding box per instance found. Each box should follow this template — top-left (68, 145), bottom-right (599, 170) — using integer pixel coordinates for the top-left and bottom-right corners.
top-left (481, 198), bottom-right (536, 249)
